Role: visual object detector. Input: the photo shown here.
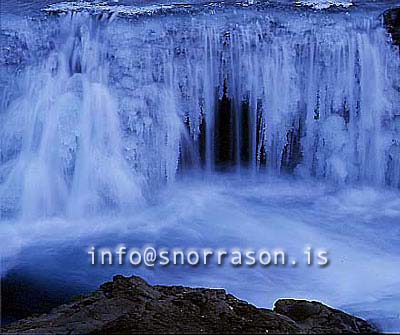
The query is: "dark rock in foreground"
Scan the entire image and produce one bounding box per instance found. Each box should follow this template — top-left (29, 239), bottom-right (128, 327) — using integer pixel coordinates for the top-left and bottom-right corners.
top-left (2, 275), bottom-right (377, 334)
top-left (274, 299), bottom-right (377, 334)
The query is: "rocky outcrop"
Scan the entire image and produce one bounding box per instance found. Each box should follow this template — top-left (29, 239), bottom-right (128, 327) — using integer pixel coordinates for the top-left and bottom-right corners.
top-left (274, 299), bottom-right (377, 334)
top-left (384, 7), bottom-right (400, 47)
top-left (2, 275), bottom-right (377, 334)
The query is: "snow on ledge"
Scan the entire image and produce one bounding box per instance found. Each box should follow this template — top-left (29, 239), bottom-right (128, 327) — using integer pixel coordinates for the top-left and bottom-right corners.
top-left (296, 0), bottom-right (354, 10)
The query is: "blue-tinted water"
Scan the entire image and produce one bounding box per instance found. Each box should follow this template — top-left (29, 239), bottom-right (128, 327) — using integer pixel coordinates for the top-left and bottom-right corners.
top-left (1, 0), bottom-right (400, 332)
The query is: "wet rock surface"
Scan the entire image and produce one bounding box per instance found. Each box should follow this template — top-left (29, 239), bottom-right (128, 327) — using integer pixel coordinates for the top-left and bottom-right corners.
top-left (2, 275), bottom-right (378, 334)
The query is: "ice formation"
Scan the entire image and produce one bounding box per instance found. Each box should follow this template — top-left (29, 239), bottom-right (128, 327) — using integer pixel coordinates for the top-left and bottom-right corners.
top-left (1, 1), bottom-right (400, 219)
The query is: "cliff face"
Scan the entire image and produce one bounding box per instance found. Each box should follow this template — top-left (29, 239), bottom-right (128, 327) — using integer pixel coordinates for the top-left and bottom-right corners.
top-left (2, 275), bottom-right (377, 334)
top-left (385, 7), bottom-right (400, 47)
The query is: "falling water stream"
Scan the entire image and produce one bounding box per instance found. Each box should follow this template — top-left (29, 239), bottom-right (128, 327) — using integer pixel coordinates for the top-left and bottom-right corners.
top-left (1, 0), bottom-right (400, 331)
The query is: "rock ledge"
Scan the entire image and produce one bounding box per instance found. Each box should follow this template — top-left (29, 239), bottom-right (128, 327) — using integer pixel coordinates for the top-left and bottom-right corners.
top-left (2, 275), bottom-right (377, 334)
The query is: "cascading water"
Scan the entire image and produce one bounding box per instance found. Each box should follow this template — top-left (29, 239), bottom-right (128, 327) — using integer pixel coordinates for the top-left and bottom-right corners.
top-left (1, 12), bottom-right (146, 219)
top-left (1, 1), bottom-right (400, 331)
top-left (2, 2), bottom-right (400, 221)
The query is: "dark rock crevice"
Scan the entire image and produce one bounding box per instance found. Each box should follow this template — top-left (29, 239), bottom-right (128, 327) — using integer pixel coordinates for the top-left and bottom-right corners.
top-left (384, 7), bottom-right (400, 48)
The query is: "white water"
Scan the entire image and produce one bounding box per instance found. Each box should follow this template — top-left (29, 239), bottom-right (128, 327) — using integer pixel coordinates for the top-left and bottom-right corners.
top-left (2, 174), bottom-right (400, 331)
top-left (1, 13), bottom-right (145, 219)
top-left (1, 1), bottom-right (400, 331)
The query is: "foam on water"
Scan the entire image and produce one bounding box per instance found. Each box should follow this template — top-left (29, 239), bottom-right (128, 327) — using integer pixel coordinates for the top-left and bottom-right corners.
top-left (1, 174), bottom-right (400, 331)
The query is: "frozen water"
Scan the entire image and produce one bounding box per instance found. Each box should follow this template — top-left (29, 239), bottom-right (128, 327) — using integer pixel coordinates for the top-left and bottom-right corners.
top-left (1, 14), bottom-right (144, 218)
top-left (2, 3), bottom-right (400, 218)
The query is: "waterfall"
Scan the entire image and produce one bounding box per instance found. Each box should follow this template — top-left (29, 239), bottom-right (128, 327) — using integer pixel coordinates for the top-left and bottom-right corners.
top-left (1, 3), bottom-right (400, 219)
top-left (0, 13), bottom-right (144, 219)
